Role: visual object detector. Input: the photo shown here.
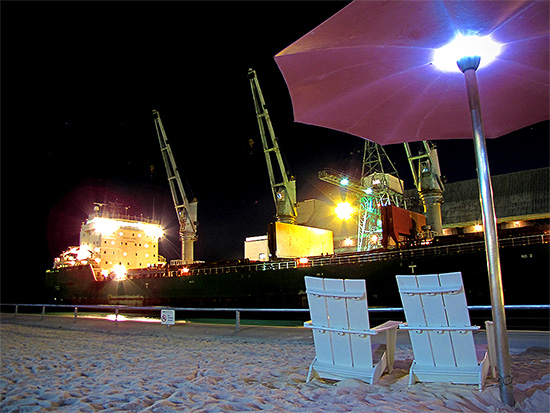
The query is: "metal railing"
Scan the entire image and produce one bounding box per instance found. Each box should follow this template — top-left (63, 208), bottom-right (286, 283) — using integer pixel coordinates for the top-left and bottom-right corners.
top-left (2, 303), bottom-right (548, 332)
top-left (170, 233), bottom-right (548, 277)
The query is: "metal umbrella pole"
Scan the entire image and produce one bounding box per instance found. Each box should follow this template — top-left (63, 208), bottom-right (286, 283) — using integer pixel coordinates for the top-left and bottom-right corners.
top-left (457, 56), bottom-right (515, 406)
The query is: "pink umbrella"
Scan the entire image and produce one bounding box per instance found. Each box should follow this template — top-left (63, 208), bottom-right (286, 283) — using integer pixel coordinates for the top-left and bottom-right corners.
top-left (275, 1), bottom-right (548, 145)
top-left (275, 0), bottom-right (548, 406)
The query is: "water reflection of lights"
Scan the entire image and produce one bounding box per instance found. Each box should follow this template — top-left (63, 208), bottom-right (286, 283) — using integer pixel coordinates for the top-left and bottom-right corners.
top-left (80, 314), bottom-right (183, 323)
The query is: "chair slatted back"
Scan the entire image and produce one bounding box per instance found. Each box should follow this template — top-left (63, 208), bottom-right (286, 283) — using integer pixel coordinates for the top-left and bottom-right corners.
top-left (396, 272), bottom-right (478, 368)
top-left (305, 276), bottom-right (373, 369)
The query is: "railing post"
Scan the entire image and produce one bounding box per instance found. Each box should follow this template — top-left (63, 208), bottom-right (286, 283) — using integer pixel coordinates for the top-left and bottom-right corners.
top-left (115, 307), bottom-right (119, 323)
top-left (41, 306), bottom-right (46, 320)
top-left (74, 307), bottom-right (78, 321)
top-left (14, 305), bottom-right (18, 318)
top-left (236, 310), bottom-right (240, 332)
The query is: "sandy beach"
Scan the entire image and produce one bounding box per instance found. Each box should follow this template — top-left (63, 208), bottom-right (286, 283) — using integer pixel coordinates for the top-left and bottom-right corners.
top-left (1, 314), bottom-right (548, 412)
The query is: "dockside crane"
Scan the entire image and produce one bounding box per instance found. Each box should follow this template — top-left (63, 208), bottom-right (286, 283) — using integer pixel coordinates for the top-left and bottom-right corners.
top-left (319, 140), bottom-right (405, 251)
top-left (404, 141), bottom-right (444, 236)
top-left (152, 110), bottom-right (198, 264)
top-left (248, 69), bottom-right (297, 225)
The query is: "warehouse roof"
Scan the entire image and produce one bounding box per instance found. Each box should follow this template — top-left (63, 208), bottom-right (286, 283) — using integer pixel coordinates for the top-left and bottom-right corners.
top-left (405, 167), bottom-right (549, 226)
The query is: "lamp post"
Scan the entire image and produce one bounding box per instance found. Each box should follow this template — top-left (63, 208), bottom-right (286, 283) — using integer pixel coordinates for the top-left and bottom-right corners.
top-left (456, 54), bottom-right (515, 407)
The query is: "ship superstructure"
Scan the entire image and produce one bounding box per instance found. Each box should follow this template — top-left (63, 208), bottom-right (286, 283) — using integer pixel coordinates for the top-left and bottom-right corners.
top-left (54, 204), bottom-right (165, 281)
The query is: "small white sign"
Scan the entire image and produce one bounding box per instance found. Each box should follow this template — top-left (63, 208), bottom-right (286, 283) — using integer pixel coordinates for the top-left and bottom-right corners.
top-left (160, 309), bottom-right (175, 325)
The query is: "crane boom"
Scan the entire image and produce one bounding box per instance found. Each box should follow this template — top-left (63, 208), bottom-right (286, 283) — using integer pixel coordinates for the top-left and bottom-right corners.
top-left (404, 140), bottom-right (444, 235)
top-left (248, 69), bottom-right (297, 224)
top-left (152, 110), bottom-right (198, 263)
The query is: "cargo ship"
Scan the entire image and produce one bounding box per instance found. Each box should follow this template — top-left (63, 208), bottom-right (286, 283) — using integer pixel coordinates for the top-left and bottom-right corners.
top-left (45, 181), bottom-right (549, 310)
top-left (45, 99), bottom-right (550, 313)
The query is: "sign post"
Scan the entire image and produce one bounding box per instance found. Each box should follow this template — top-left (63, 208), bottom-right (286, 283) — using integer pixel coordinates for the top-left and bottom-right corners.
top-left (160, 309), bottom-right (175, 327)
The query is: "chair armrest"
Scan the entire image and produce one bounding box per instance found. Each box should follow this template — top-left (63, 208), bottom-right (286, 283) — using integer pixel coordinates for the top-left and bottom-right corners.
top-left (399, 325), bottom-right (479, 332)
top-left (303, 321), bottom-right (378, 336)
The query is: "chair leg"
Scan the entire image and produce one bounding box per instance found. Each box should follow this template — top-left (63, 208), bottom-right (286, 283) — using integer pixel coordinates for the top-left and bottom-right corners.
top-left (306, 358), bottom-right (317, 382)
top-left (385, 327), bottom-right (397, 374)
top-left (408, 361), bottom-right (417, 387)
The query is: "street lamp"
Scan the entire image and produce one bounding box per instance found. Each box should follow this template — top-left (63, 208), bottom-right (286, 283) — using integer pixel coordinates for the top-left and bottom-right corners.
top-left (433, 34), bottom-right (514, 406)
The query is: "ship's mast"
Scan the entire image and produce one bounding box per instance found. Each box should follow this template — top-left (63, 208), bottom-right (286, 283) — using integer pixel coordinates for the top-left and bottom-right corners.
top-left (248, 69), bottom-right (297, 225)
top-left (152, 110), bottom-right (198, 263)
top-left (404, 141), bottom-right (444, 235)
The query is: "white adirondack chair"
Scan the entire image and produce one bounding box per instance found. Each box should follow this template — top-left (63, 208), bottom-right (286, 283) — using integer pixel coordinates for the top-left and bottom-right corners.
top-left (304, 276), bottom-right (400, 384)
top-left (396, 272), bottom-right (490, 390)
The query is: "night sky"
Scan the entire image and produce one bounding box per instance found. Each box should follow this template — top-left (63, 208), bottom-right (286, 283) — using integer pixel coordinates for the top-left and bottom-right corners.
top-left (2, 1), bottom-right (548, 303)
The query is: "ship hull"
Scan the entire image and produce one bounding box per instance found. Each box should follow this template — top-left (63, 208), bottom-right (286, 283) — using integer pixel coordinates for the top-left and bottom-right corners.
top-left (45, 235), bottom-right (549, 309)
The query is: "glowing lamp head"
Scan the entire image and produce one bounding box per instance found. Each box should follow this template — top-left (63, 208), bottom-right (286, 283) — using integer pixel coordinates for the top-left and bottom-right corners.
top-left (433, 34), bottom-right (502, 72)
top-left (112, 264), bottom-right (127, 281)
top-left (340, 177), bottom-right (349, 186)
top-left (335, 202), bottom-right (354, 220)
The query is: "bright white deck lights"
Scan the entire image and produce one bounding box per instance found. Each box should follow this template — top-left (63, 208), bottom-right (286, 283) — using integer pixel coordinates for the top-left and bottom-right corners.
top-left (433, 34), bottom-right (502, 72)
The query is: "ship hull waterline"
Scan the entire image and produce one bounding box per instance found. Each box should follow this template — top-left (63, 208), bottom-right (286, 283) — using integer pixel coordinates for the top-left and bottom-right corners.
top-left (45, 236), bottom-right (549, 314)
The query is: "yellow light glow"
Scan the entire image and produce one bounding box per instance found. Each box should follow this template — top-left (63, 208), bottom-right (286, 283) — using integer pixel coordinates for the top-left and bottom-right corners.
top-left (112, 264), bottom-right (127, 281)
top-left (474, 224), bottom-right (483, 232)
top-left (90, 217), bottom-right (164, 239)
top-left (298, 257), bottom-right (309, 265)
top-left (344, 238), bottom-right (354, 247)
top-left (77, 245), bottom-right (92, 261)
top-left (92, 218), bottom-right (119, 236)
top-left (142, 225), bottom-right (164, 239)
top-left (335, 202), bottom-right (354, 220)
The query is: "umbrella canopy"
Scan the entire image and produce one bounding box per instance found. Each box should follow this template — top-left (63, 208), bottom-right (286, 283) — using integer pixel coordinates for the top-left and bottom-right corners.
top-left (275, 0), bottom-right (549, 145)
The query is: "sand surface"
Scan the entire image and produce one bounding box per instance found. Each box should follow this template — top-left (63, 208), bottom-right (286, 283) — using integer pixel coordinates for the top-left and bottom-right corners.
top-left (1, 314), bottom-right (549, 412)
